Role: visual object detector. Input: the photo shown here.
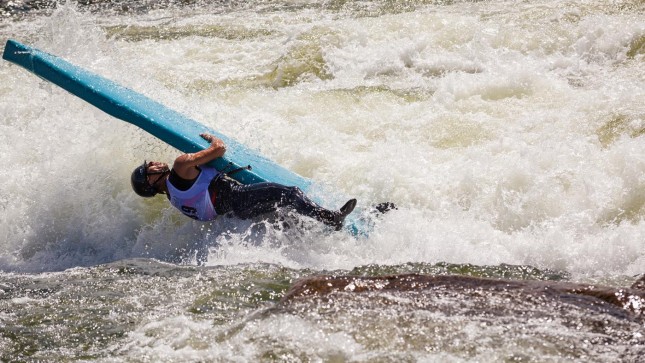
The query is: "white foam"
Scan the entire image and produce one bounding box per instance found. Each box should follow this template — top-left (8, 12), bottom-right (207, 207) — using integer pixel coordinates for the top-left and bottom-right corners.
top-left (0, 0), bottom-right (643, 279)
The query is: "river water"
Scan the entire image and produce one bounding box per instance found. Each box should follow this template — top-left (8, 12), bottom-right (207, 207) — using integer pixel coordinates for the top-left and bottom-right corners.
top-left (0, 0), bottom-right (644, 361)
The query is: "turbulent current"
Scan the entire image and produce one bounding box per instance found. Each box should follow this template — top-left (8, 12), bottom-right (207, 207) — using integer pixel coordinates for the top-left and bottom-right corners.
top-left (0, 0), bottom-right (644, 361)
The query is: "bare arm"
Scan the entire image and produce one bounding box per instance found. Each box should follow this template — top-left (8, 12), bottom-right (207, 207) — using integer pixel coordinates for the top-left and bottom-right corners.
top-left (172, 133), bottom-right (227, 180)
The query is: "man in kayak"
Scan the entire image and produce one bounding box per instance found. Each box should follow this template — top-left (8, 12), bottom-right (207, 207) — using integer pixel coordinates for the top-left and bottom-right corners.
top-left (130, 133), bottom-right (357, 230)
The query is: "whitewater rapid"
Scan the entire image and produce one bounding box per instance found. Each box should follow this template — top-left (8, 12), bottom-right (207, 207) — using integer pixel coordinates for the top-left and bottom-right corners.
top-left (0, 0), bottom-right (643, 280)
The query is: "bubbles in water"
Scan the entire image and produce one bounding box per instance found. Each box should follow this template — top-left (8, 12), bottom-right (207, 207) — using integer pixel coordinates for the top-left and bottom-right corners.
top-left (0, 0), bottom-right (643, 278)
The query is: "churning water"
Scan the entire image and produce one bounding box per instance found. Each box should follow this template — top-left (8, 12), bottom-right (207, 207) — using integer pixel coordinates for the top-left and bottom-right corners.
top-left (0, 0), bottom-right (644, 361)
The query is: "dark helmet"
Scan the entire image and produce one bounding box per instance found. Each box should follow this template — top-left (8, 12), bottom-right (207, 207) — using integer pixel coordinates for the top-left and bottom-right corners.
top-left (131, 161), bottom-right (158, 198)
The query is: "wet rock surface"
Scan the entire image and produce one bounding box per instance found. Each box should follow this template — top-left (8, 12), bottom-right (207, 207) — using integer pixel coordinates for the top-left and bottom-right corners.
top-left (276, 274), bottom-right (645, 360)
top-left (282, 273), bottom-right (645, 321)
top-left (632, 275), bottom-right (645, 290)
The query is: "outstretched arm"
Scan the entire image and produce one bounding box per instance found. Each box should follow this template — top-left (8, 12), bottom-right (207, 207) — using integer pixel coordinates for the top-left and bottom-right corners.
top-left (173, 133), bottom-right (227, 180)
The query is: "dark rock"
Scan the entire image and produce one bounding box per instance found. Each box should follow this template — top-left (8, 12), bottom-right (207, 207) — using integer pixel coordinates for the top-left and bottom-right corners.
top-left (632, 274), bottom-right (645, 290)
top-left (278, 273), bottom-right (645, 360)
top-left (281, 273), bottom-right (645, 319)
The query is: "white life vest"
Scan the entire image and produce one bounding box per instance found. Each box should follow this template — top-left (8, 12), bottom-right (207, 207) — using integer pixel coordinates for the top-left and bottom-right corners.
top-left (166, 166), bottom-right (220, 221)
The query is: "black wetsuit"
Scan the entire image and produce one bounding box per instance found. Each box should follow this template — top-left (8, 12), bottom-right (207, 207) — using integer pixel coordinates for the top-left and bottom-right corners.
top-left (168, 169), bottom-right (338, 225)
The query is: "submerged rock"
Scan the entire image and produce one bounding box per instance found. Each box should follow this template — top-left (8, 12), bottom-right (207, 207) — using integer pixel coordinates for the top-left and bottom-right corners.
top-left (277, 273), bottom-right (645, 360)
top-left (632, 275), bottom-right (645, 290)
top-left (282, 273), bottom-right (645, 320)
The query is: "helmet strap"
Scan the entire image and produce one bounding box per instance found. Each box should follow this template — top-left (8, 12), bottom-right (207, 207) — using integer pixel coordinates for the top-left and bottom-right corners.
top-left (148, 170), bottom-right (169, 194)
